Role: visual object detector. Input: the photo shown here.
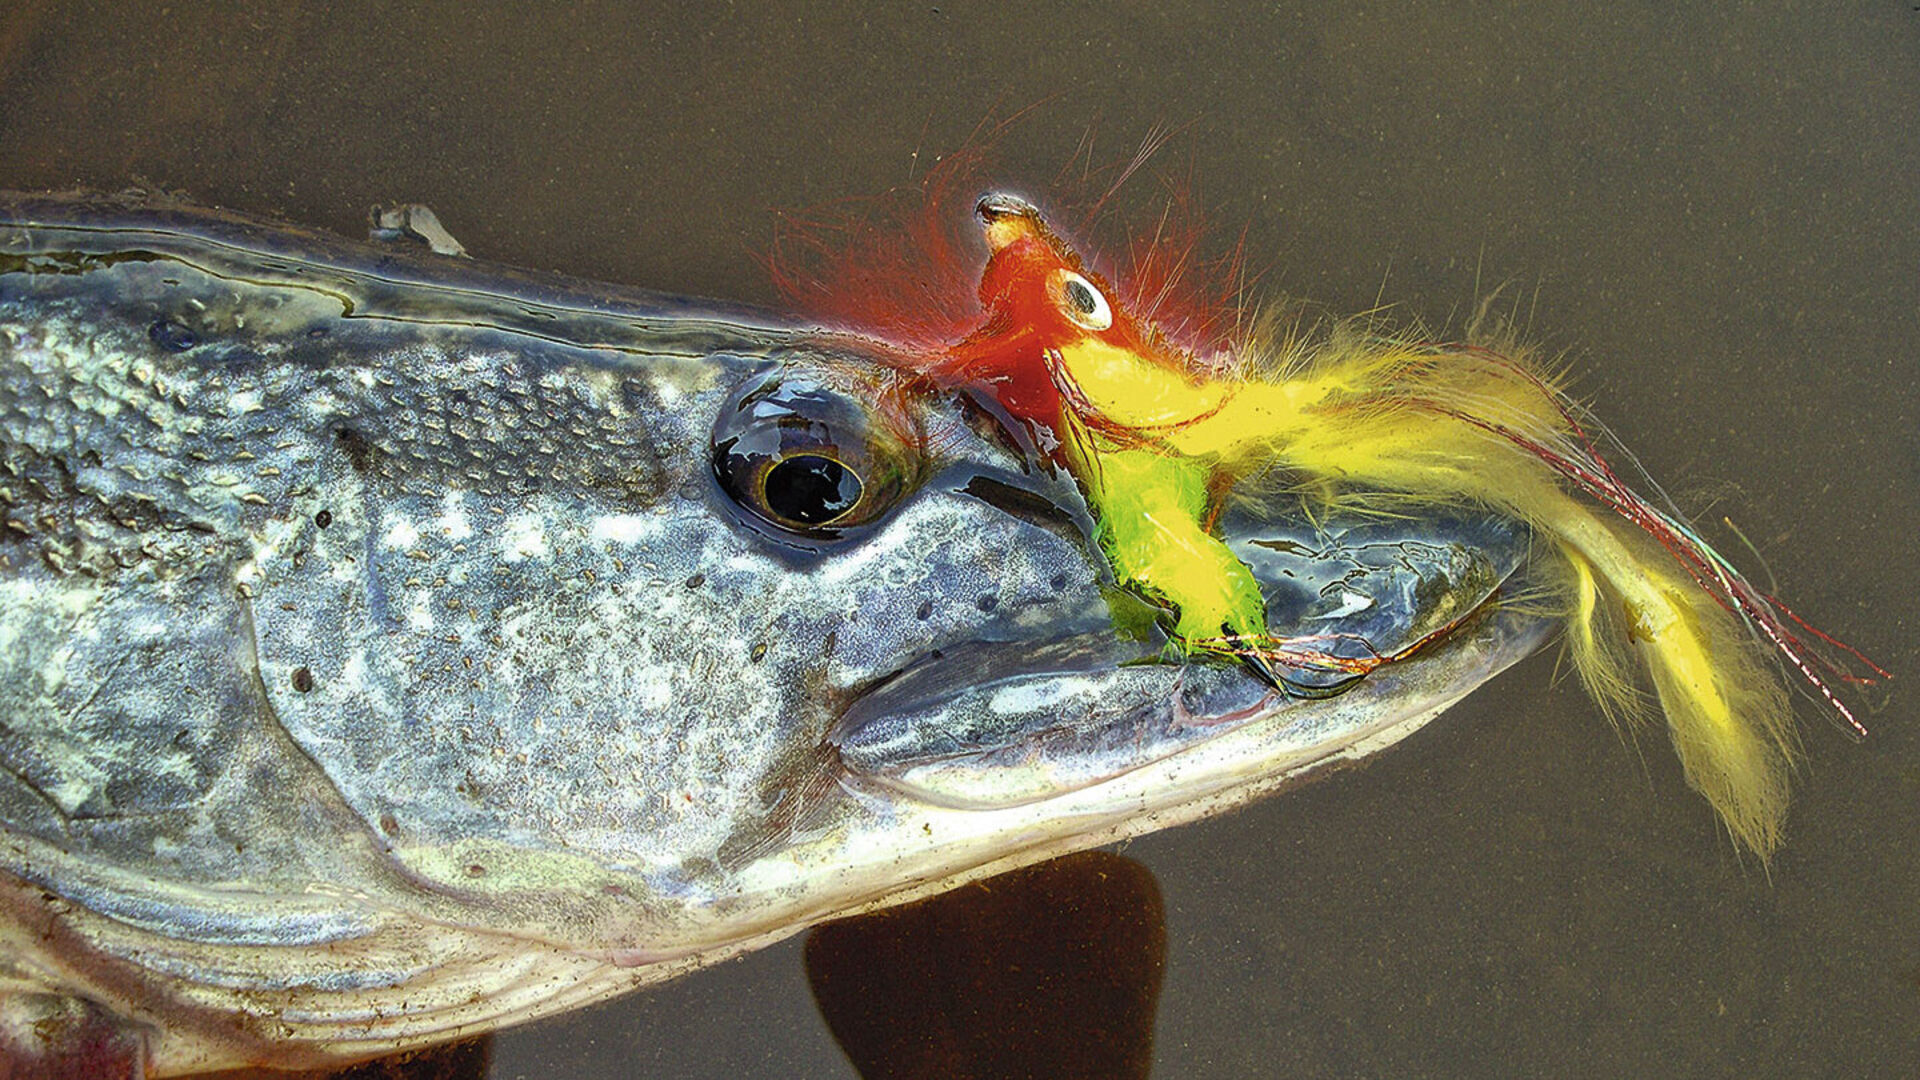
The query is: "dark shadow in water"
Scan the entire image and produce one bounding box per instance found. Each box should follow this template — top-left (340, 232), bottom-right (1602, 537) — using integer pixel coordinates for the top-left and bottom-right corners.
top-left (805, 850), bottom-right (1165, 1080)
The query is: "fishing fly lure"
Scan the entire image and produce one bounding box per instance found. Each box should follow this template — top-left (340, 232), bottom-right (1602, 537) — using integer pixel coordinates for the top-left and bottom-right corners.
top-left (776, 175), bottom-right (1883, 857)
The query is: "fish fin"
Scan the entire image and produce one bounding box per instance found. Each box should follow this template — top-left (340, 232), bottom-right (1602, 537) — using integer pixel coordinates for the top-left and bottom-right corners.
top-left (0, 992), bottom-right (149, 1080)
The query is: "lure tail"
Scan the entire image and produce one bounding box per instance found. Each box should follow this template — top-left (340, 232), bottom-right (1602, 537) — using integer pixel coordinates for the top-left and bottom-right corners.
top-left (1043, 314), bottom-right (1880, 854)
top-left (1542, 496), bottom-right (1796, 854)
top-left (1217, 328), bottom-right (1880, 855)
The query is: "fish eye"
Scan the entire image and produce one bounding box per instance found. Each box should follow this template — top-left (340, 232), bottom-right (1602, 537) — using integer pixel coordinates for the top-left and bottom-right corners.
top-left (761, 453), bottom-right (863, 527)
top-left (1055, 271), bottom-right (1113, 331)
top-left (712, 369), bottom-right (916, 541)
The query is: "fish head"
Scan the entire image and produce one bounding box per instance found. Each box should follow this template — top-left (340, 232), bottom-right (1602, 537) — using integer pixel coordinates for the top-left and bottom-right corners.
top-left (666, 347), bottom-right (1553, 946)
top-left (661, 190), bottom-right (1551, 953)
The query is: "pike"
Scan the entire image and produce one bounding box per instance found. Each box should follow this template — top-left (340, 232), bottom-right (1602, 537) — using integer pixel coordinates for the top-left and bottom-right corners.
top-left (0, 193), bottom-right (1549, 1075)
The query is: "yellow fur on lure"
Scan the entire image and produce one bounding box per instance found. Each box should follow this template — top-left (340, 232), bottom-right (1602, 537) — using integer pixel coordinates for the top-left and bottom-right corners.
top-left (924, 193), bottom-right (1880, 857)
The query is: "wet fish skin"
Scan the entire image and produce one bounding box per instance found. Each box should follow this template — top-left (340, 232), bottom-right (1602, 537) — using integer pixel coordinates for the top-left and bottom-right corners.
top-left (0, 194), bottom-right (1098, 1070)
top-left (0, 194), bottom-right (1548, 1074)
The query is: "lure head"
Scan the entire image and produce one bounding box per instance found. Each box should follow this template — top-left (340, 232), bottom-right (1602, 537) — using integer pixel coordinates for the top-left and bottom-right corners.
top-left (949, 193), bottom-right (1193, 434)
top-left (973, 194), bottom-right (1124, 348)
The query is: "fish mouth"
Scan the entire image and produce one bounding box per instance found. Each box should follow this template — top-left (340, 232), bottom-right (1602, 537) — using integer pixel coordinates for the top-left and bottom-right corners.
top-left (829, 511), bottom-right (1545, 809)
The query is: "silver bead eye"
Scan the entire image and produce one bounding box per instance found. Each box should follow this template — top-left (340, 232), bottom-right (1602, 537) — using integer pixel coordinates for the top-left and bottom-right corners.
top-left (1056, 271), bottom-right (1113, 331)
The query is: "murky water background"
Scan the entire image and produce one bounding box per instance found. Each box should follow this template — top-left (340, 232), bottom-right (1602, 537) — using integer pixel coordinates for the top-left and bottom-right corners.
top-left (2, 2), bottom-right (1915, 1075)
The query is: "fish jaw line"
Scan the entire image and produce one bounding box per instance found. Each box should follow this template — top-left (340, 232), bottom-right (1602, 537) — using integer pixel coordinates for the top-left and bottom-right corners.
top-left (826, 508), bottom-right (1535, 813)
top-left (712, 593), bottom-right (1552, 935)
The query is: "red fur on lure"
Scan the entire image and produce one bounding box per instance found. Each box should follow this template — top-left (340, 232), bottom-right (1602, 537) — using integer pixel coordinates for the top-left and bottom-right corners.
top-left (768, 130), bottom-right (1243, 432)
top-left (767, 149), bottom-right (990, 354)
top-left (942, 204), bottom-right (1195, 429)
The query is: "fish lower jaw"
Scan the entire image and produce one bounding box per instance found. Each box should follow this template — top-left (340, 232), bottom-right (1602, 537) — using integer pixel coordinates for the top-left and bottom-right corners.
top-left (723, 602), bottom-right (1548, 935)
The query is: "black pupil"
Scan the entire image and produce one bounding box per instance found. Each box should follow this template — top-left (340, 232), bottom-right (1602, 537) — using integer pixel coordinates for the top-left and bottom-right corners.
top-left (763, 454), bottom-right (862, 526)
top-left (1065, 278), bottom-right (1098, 315)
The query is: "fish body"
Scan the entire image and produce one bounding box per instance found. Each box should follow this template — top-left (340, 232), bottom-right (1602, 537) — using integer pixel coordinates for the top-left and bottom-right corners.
top-left (0, 194), bottom-right (1549, 1074)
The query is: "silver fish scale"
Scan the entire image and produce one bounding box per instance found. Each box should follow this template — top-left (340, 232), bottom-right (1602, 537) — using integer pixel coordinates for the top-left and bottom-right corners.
top-left (1, 278), bottom-right (382, 909)
top-left (0, 250), bottom-right (721, 879)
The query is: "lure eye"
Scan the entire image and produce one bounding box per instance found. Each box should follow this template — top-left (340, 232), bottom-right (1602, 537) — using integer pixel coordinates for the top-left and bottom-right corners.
top-left (712, 369), bottom-right (917, 541)
top-left (1055, 270), bottom-right (1113, 332)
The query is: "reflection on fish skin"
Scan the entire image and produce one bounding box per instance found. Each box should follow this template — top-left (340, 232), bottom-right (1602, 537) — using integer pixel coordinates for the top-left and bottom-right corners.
top-left (190, 1038), bottom-right (491, 1080)
top-left (805, 851), bottom-right (1164, 1080)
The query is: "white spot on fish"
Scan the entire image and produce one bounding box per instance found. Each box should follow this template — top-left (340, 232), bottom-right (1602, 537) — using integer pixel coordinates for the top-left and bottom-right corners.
top-left (340, 650), bottom-right (369, 693)
top-left (988, 677), bottom-right (1099, 715)
top-left (47, 774), bottom-right (101, 816)
top-left (383, 518), bottom-right (422, 550)
top-left (406, 598), bottom-right (434, 632)
top-left (500, 515), bottom-right (548, 562)
top-left (227, 389), bottom-right (262, 415)
top-left (435, 492), bottom-right (473, 541)
top-left (635, 676), bottom-right (673, 710)
top-left (591, 514), bottom-right (661, 545)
